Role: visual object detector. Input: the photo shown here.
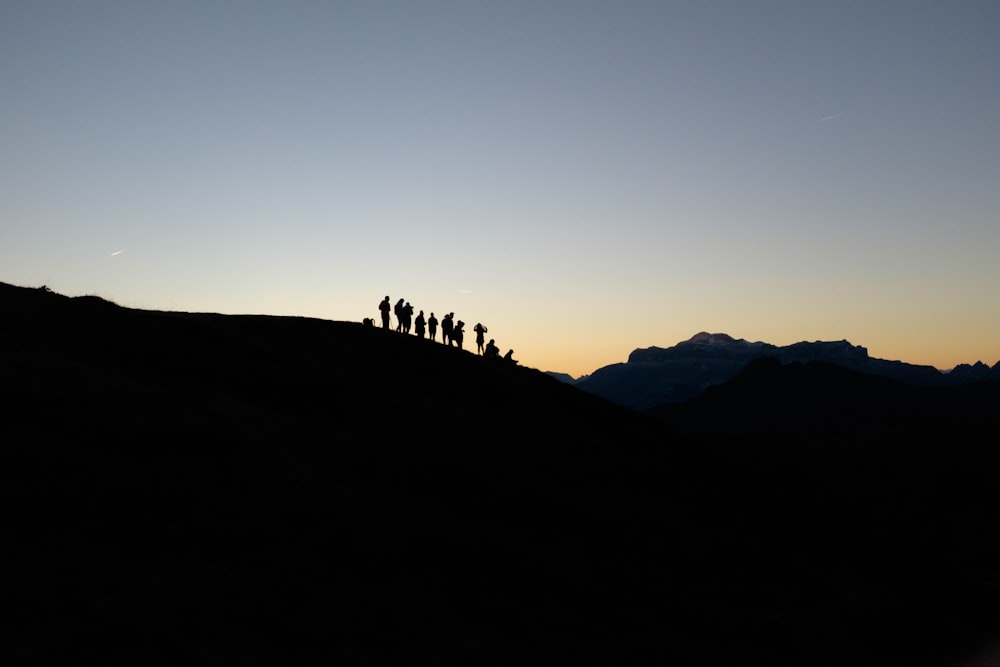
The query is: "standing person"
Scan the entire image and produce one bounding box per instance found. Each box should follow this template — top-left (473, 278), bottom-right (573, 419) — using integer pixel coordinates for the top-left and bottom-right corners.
top-left (394, 298), bottom-right (405, 332)
top-left (441, 313), bottom-right (453, 346)
top-left (379, 296), bottom-right (391, 330)
top-left (473, 323), bottom-right (487, 355)
top-left (453, 320), bottom-right (465, 350)
top-left (414, 310), bottom-right (426, 338)
top-left (427, 312), bottom-right (438, 341)
top-left (402, 301), bottom-right (414, 334)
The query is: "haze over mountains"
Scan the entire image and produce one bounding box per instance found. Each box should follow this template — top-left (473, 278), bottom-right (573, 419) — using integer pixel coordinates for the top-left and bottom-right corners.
top-left (568, 331), bottom-right (1000, 411)
top-left (3, 281), bottom-right (999, 666)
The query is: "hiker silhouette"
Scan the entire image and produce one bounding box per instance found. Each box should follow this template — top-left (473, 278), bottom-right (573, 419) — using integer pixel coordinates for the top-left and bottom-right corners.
top-left (453, 320), bottom-right (465, 349)
top-left (414, 310), bottom-right (426, 338)
top-left (441, 313), bottom-right (454, 345)
top-left (379, 296), bottom-right (391, 329)
top-left (474, 323), bottom-right (487, 354)
top-left (402, 301), bottom-right (414, 334)
top-left (484, 338), bottom-right (500, 359)
top-left (427, 312), bottom-right (438, 341)
top-left (394, 298), bottom-right (405, 332)
top-left (504, 349), bottom-right (517, 365)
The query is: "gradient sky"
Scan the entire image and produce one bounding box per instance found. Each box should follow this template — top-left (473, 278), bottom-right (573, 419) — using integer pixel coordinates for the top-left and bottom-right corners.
top-left (3, 1), bottom-right (998, 377)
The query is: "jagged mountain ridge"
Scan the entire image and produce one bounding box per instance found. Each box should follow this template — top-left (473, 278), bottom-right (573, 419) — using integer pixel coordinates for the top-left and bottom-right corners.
top-left (574, 331), bottom-right (1000, 411)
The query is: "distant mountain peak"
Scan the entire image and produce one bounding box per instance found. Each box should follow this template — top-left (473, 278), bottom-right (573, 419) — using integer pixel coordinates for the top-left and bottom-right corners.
top-left (684, 332), bottom-right (738, 345)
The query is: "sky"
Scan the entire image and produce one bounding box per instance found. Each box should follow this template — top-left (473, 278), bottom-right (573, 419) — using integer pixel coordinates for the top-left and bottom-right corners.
top-left (2, 1), bottom-right (998, 378)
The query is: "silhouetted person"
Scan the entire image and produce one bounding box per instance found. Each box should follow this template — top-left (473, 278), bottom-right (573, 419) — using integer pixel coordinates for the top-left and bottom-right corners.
top-left (504, 349), bottom-right (517, 365)
top-left (394, 298), bottom-right (405, 332)
top-left (484, 338), bottom-right (500, 359)
top-left (414, 310), bottom-right (426, 338)
top-left (428, 312), bottom-right (438, 341)
top-left (441, 313), bottom-right (453, 345)
top-left (363, 317), bottom-right (375, 328)
top-left (379, 296), bottom-right (391, 329)
top-left (474, 323), bottom-right (487, 354)
top-left (402, 301), bottom-right (414, 334)
top-left (453, 320), bottom-right (465, 349)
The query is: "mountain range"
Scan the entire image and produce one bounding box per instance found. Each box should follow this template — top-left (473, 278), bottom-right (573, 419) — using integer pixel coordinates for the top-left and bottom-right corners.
top-left (568, 331), bottom-right (1000, 411)
top-left (3, 281), bottom-right (999, 666)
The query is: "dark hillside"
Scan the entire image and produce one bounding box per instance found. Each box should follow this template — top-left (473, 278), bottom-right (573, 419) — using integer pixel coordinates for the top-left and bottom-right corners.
top-left (3, 282), bottom-right (999, 666)
top-left (650, 355), bottom-right (1000, 440)
top-left (650, 356), bottom-right (1000, 664)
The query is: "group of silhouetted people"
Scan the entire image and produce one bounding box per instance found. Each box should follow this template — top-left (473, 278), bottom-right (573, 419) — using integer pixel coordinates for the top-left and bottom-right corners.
top-left (370, 295), bottom-right (517, 364)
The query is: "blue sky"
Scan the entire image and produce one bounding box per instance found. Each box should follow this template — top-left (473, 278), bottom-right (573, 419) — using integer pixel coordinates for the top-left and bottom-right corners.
top-left (3, 1), bottom-right (998, 377)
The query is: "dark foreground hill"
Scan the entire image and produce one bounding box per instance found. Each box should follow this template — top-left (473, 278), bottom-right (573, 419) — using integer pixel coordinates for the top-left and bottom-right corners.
top-left (651, 355), bottom-right (1000, 441)
top-left (3, 282), bottom-right (999, 666)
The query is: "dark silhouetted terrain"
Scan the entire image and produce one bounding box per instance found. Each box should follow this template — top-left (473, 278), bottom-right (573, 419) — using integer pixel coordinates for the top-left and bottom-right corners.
top-left (3, 282), bottom-right (999, 666)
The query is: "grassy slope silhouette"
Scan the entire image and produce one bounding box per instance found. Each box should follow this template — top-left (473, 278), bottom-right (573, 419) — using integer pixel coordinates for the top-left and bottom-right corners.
top-left (3, 282), bottom-right (998, 666)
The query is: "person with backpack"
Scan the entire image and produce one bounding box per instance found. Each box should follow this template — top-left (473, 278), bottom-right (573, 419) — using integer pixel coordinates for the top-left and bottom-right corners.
top-left (394, 298), bottom-right (405, 332)
top-left (452, 320), bottom-right (465, 350)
